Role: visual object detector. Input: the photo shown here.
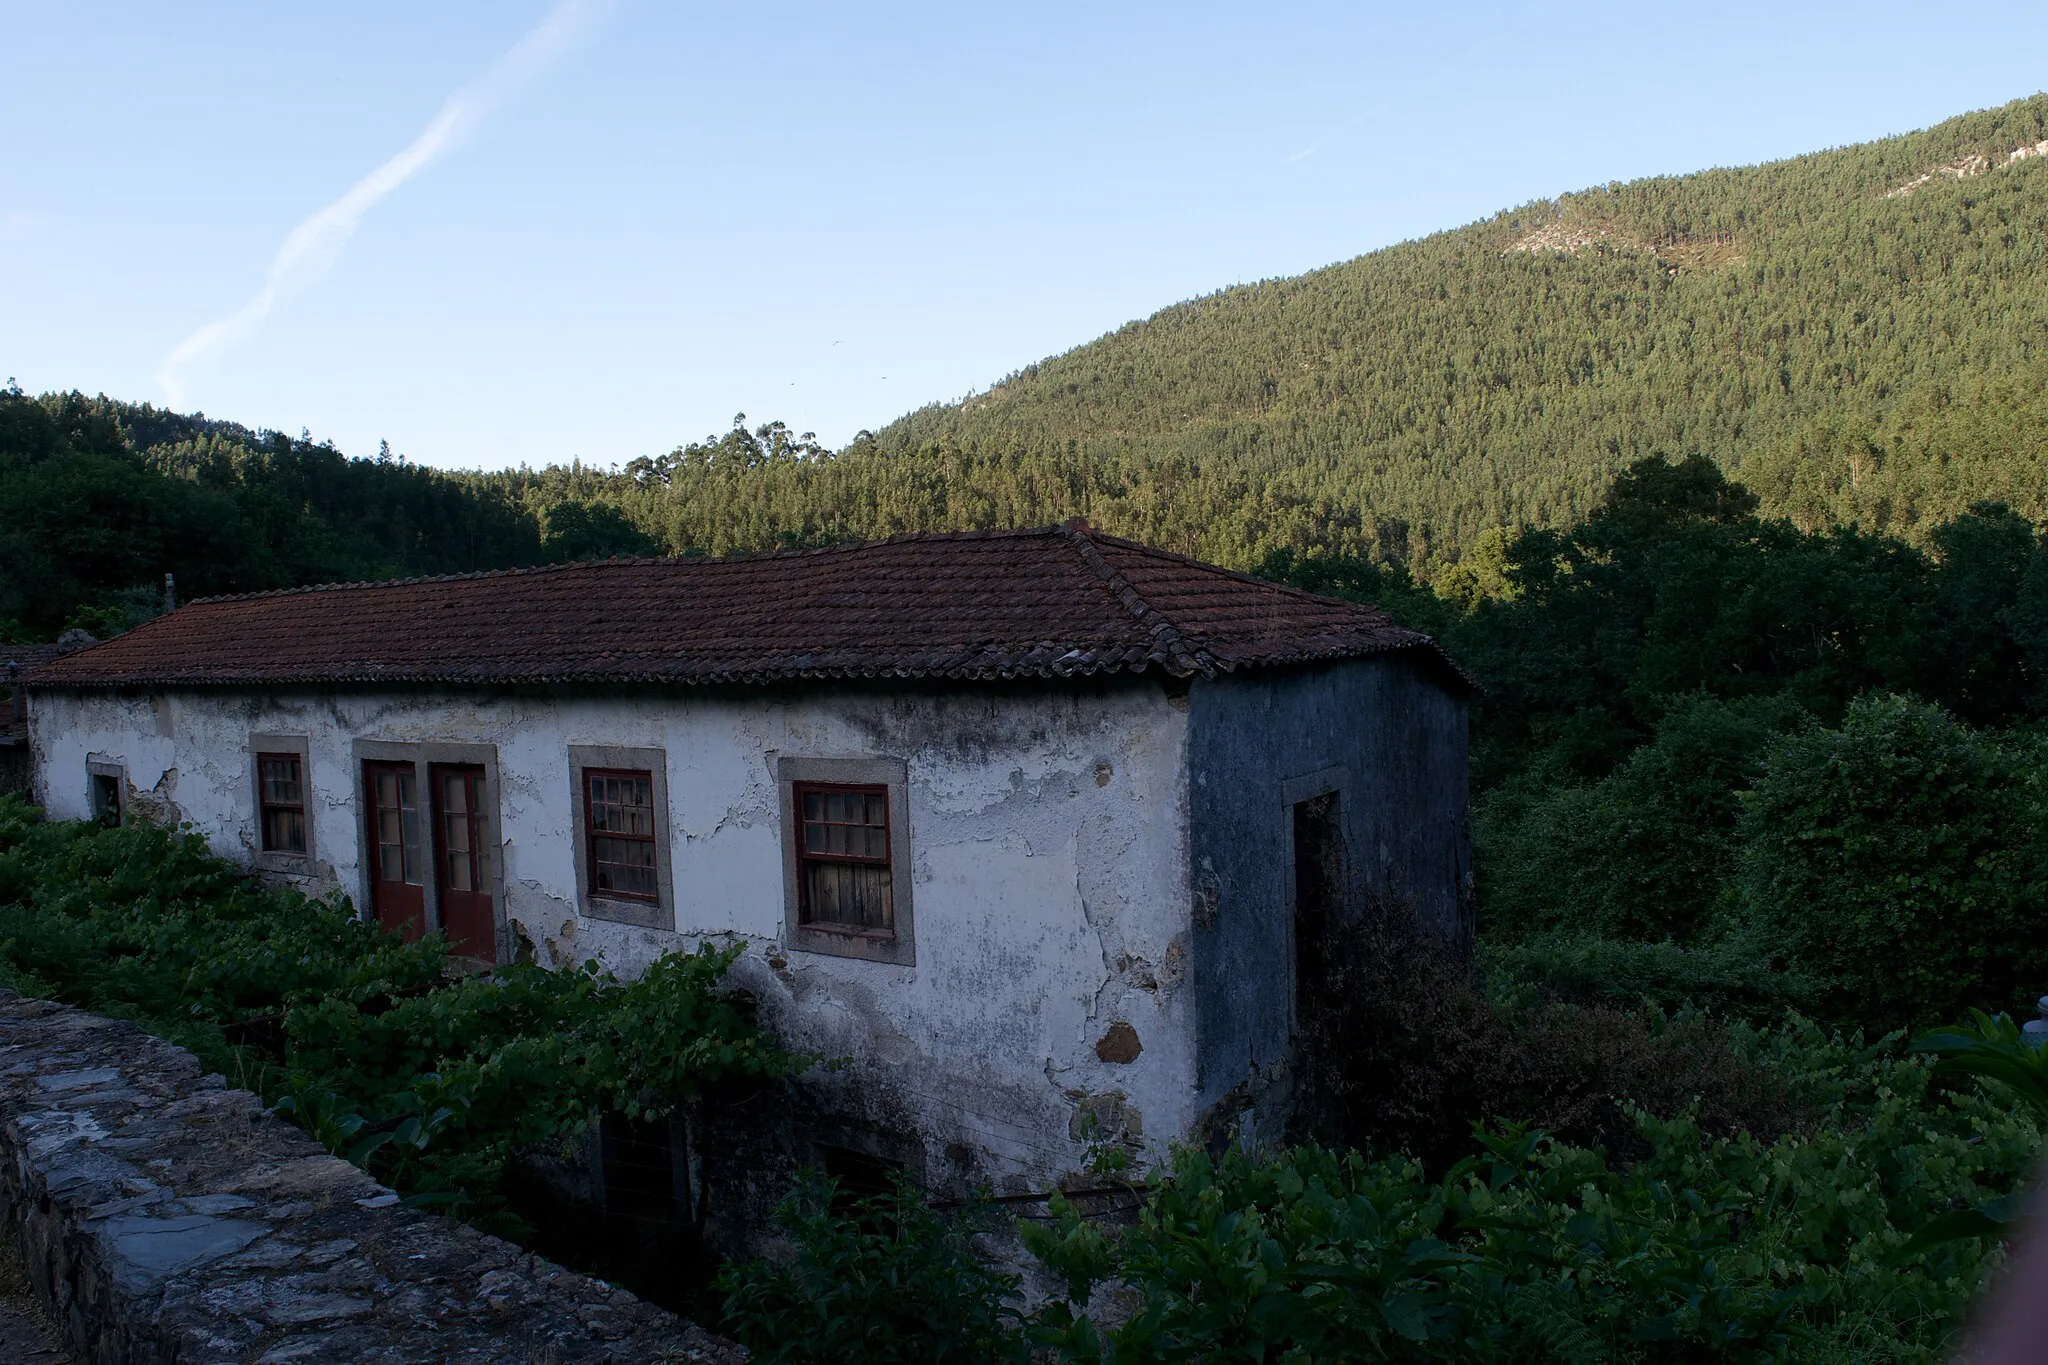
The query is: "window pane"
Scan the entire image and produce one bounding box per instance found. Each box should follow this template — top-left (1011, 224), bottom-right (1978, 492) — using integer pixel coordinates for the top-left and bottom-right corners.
top-left (445, 844), bottom-right (473, 891)
top-left (264, 807), bottom-right (305, 854)
top-left (803, 861), bottom-right (893, 930)
top-left (372, 768), bottom-right (422, 884)
top-left (260, 755), bottom-right (302, 807)
top-left (398, 774), bottom-right (421, 883)
top-left (798, 785), bottom-right (888, 865)
top-left (593, 834), bottom-right (657, 897)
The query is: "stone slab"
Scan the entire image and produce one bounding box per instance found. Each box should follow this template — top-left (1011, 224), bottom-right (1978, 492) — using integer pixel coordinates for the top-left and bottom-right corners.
top-left (0, 992), bottom-right (743, 1364)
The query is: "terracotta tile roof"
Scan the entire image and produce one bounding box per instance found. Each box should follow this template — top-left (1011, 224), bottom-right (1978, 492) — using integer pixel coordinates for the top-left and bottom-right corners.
top-left (24, 523), bottom-right (1470, 693)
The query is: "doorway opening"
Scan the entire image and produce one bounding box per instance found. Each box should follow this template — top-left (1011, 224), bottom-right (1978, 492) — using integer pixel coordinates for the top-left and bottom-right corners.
top-left (1291, 790), bottom-right (1346, 1029)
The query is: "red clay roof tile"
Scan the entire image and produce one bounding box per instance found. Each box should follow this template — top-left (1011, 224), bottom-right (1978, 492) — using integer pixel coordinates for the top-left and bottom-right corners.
top-left (25, 524), bottom-right (1468, 692)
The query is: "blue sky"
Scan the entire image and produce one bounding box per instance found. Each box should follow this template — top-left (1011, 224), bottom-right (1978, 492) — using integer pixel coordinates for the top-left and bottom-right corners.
top-left (5, 2), bottom-right (2047, 471)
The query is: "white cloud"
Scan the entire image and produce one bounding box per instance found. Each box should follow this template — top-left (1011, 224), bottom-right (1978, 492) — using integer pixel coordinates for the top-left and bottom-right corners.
top-left (159, 0), bottom-right (608, 405)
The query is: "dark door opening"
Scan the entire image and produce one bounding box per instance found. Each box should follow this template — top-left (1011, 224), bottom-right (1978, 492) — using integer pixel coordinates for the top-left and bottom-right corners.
top-left (1292, 791), bottom-right (1345, 1027)
top-left (430, 763), bottom-right (495, 962)
top-left (364, 761), bottom-right (426, 941)
top-left (90, 772), bottom-right (122, 827)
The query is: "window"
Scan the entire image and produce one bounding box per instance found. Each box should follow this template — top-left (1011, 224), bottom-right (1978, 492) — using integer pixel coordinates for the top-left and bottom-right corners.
top-left (585, 769), bottom-right (658, 901)
top-left (794, 783), bottom-right (893, 932)
top-left (778, 756), bottom-right (914, 966)
top-left (568, 746), bottom-right (673, 931)
top-left (258, 752), bottom-right (306, 853)
top-left (252, 734), bottom-right (314, 871)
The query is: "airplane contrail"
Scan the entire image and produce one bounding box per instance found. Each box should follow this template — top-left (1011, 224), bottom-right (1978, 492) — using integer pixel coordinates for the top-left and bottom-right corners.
top-left (158, 0), bottom-right (608, 404)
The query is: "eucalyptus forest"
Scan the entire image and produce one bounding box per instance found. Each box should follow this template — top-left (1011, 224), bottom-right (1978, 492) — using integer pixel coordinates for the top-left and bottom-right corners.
top-left (6, 94), bottom-right (2048, 1361)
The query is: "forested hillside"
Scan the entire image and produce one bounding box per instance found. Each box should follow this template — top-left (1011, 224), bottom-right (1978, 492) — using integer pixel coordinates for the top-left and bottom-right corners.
top-left (381, 96), bottom-right (2048, 573)
top-left (853, 94), bottom-right (2048, 569)
top-left (12, 95), bottom-right (2048, 634)
top-left (0, 387), bottom-right (651, 637)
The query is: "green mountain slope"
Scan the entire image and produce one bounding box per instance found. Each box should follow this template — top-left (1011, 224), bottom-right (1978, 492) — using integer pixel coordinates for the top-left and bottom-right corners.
top-left (821, 95), bottom-right (2048, 571)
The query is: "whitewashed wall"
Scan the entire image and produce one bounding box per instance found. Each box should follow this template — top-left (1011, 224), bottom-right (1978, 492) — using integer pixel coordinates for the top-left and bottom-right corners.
top-left (27, 682), bottom-right (1196, 1190)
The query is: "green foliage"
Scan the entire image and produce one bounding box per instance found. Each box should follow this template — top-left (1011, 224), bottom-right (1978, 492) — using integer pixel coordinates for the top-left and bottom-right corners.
top-left (0, 795), bottom-right (797, 1229)
top-left (1477, 694), bottom-right (1808, 943)
top-left (1887, 1010), bottom-right (2048, 1261)
top-left (1736, 695), bottom-right (2048, 1030)
top-left (717, 1172), bottom-right (1029, 1365)
top-left (1482, 931), bottom-right (1809, 1021)
top-left (1912, 1008), bottom-right (2048, 1121)
top-left (0, 387), bottom-right (546, 636)
top-left (541, 499), bottom-right (660, 561)
top-left (863, 96), bottom-right (2048, 570)
top-left (1025, 1070), bottom-right (2035, 1364)
top-left (1296, 904), bottom-right (1805, 1165)
top-left (747, 1027), bottom-right (2034, 1364)
top-left (1445, 456), bottom-right (2047, 788)
top-left (0, 794), bottom-right (440, 1067)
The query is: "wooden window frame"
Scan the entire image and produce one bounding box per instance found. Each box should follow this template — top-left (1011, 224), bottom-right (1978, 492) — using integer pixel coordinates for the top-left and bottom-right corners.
top-left (584, 767), bottom-right (659, 904)
top-left (257, 751), bottom-right (308, 855)
top-left (778, 755), bottom-right (914, 966)
top-left (792, 781), bottom-right (894, 933)
top-left (251, 734), bottom-right (314, 872)
top-left (569, 745), bottom-right (674, 931)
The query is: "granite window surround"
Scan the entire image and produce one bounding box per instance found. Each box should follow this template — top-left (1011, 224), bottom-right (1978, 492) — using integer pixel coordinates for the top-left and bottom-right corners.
top-left (250, 732), bottom-right (313, 874)
top-left (777, 754), bottom-right (915, 967)
top-left (568, 745), bottom-right (676, 931)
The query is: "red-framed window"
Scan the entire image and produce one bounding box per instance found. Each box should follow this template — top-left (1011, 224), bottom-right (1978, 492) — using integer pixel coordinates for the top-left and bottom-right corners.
top-left (257, 752), bottom-right (307, 854)
top-left (585, 768), bottom-right (657, 901)
top-left (794, 782), bottom-right (893, 933)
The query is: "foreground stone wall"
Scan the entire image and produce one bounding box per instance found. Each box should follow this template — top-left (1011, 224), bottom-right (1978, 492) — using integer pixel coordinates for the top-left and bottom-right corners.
top-left (0, 992), bottom-right (741, 1364)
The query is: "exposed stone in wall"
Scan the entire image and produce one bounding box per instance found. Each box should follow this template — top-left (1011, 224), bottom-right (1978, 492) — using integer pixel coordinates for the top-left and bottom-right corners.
top-left (0, 992), bottom-right (742, 1364)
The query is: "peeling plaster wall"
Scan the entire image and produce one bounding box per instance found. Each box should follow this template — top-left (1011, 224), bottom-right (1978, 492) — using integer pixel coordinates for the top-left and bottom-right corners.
top-left (1185, 657), bottom-right (1470, 1123)
top-left (30, 681), bottom-right (1197, 1190)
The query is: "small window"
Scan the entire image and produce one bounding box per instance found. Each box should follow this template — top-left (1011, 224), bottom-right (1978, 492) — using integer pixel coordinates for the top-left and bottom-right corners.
top-left (794, 782), bottom-right (894, 933)
top-left (90, 772), bottom-right (122, 827)
top-left (258, 753), bottom-right (307, 854)
top-left (585, 768), bottom-right (658, 901)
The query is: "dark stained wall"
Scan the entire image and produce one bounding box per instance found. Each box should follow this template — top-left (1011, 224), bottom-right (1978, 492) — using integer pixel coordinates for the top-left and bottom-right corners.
top-left (1184, 654), bottom-right (1470, 1115)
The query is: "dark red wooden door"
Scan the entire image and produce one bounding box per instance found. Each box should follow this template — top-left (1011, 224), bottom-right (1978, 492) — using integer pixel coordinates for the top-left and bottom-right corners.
top-left (431, 764), bottom-right (495, 962)
top-left (364, 761), bottom-right (426, 941)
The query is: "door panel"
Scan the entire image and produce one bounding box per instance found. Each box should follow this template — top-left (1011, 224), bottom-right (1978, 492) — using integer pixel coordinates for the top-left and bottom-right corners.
top-left (431, 764), bottom-right (496, 962)
top-left (364, 761), bottom-right (426, 941)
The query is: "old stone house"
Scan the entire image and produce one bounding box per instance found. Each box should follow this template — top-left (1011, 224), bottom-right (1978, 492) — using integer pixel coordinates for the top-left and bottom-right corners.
top-left (23, 523), bottom-right (1470, 1202)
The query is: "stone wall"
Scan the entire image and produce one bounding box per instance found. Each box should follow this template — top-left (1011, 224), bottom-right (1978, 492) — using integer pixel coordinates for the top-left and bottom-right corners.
top-left (0, 992), bottom-right (742, 1364)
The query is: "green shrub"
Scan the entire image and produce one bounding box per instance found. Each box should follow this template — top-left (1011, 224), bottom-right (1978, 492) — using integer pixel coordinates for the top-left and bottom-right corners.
top-left (1483, 929), bottom-right (1809, 1020)
top-left (1477, 694), bottom-right (1805, 944)
top-left (1738, 694), bottom-right (2048, 1030)
top-left (1297, 902), bottom-right (1804, 1165)
top-left (1028, 1049), bottom-right (2037, 1364)
top-left (720, 1025), bottom-right (2035, 1363)
top-left (717, 1172), bottom-right (1029, 1365)
top-left (0, 795), bottom-right (800, 1231)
